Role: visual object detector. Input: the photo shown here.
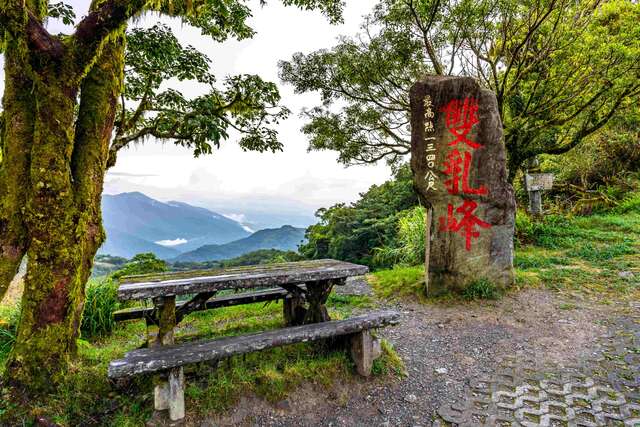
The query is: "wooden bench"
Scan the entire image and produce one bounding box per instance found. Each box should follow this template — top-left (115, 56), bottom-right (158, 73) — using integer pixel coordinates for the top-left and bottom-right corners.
top-left (109, 259), bottom-right (393, 423)
top-left (109, 310), bottom-right (400, 422)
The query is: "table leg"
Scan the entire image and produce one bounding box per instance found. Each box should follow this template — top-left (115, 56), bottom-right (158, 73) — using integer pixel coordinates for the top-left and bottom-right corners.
top-left (283, 292), bottom-right (306, 326)
top-left (150, 296), bottom-right (185, 422)
top-left (303, 279), bottom-right (335, 324)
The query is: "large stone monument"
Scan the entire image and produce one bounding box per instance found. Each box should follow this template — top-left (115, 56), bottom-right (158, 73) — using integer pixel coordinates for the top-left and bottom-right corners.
top-left (410, 76), bottom-right (516, 295)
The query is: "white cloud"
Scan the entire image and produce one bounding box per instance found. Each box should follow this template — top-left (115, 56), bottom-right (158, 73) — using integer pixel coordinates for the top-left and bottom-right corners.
top-left (155, 238), bottom-right (188, 247)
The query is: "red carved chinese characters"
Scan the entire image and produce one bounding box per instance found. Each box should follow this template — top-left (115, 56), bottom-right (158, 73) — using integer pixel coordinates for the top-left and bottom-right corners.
top-left (439, 200), bottom-right (491, 251)
top-left (441, 98), bottom-right (481, 149)
top-left (438, 97), bottom-right (490, 251)
top-left (442, 149), bottom-right (487, 195)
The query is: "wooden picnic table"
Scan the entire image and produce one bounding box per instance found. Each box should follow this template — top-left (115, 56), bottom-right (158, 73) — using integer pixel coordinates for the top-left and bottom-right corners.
top-left (112, 259), bottom-right (389, 422)
top-left (117, 259), bottom-right (369, 344)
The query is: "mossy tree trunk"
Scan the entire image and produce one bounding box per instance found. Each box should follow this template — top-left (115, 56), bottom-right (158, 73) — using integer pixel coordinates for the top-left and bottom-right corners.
top-left (0, 21), bottom-right (124, 391)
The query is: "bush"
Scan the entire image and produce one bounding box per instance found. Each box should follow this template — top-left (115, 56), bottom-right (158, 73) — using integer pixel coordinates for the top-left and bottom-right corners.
top-left (373, 206), bottom-right (426, 266)
top-left (615, 192), bottom-right (640, 214)
top-left (81, 278), bottom-right (120, 338)
top-left (462, 279), bottom-right (501, 301)
top-left (111, 253), bottom-right (168, 280)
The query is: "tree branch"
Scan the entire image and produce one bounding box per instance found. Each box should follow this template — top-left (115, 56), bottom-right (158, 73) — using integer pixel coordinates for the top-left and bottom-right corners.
top-left (73, 0), bottom-right (146, 72)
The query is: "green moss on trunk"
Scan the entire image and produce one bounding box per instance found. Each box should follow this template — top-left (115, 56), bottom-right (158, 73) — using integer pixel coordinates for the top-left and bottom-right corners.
top-left (0, 39), bottom-right (34, 299)
top-left (4, 29), bottom-right (125, 393)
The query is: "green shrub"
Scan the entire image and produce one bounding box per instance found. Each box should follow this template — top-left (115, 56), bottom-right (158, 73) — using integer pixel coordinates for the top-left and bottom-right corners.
top-left (111, 253), bottom-right (168, 280)
top-left (373, 206), bottom-right (426, 266)
top-left (615, 192), bottom-right (640, 214)
top-left (81, 278), bottom-right (120, 338)
top-left (462, 279), bottom-right (501, 301)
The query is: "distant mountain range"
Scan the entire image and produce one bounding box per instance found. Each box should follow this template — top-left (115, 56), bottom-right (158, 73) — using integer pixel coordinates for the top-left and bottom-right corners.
top-left (173, 225), bottom-right (306, 262)
top-left (99, 192), bottom-right (306, 261)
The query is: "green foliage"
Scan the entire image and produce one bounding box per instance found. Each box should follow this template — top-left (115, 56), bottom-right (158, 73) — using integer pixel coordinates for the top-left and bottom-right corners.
top-left (373, 205), bottom-right (426, 266)
top-left (110, 253), bottom-right (168, 280)
top-left (616, 192), bottom-right (640, 214)
top-left (117, 24), bottom-right (289, 158)
top-left (462, 279), bottom-right (501, 301)
top-left (80, 279), bottom-right (119, 338)
top-left (279, 0), bottom-right (640, 178)
top-left (80, 253), bottom-right (169, 338)
top-left (300, 164), bottom-right (419, 267)
top-left (47, 2), bottom-right (75, 25)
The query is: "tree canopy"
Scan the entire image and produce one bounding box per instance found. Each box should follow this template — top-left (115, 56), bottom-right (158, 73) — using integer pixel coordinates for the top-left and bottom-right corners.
top-left (279, 0), bottom-right (640, 178)
top-left (300, 164), bottom-right (418, 267)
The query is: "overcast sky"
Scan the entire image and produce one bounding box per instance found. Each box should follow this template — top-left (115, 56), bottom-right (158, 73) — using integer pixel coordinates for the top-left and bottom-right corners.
top-left (0, 1), bottom-right (392, 225)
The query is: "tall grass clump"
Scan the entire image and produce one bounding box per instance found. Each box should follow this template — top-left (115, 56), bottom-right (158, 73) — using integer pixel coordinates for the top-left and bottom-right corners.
top-left (374, 206), bottom-right (426, 266)
top-left (0, 303), bottom-right (20, 365)
top-left (462, 278), bottom-right (501, 301)
top-left (81, 278), bottom-right (120, 338)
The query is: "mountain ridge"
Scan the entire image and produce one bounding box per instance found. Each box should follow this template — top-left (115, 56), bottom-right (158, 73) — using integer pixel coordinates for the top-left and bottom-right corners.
top-left (100, 192), bottom-right (251, 257)
top-left (173, 225), bottom-right (306, 262)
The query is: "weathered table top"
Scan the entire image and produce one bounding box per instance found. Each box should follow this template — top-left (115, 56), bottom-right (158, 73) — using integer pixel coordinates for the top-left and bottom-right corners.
top-left (117, 259), bottom-right (369, 301)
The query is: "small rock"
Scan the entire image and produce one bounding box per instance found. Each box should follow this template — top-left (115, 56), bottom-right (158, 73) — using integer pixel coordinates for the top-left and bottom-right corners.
top-left (619, 271), bottom-right (634, 279)
top-left (404, 394), bottom-right (418, 403)
top-left (275, 400), bottom-right (291, 411)
top-left (435, 367), bottom-right (448, 374)
top-left (437, 323), bottom-right (444, 328)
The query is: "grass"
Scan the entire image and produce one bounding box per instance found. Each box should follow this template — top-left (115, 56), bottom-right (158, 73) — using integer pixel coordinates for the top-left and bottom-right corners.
top-left (369, 210), bottom-right (640, 304)
top-left (368, 265), bottom-right (427, 302)
top-left (462, 279), bottom-right (501, 301)
top-left (513, 211), bottom-right (640, 300)
top-left (0, 303), bottom-right (19, 369)
top-left (81, 278), bottom-right (121, 338)
top-left (0, 294), bottom-right (403, 425)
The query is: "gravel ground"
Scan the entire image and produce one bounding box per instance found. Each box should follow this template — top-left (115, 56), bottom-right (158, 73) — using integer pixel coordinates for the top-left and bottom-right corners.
top-left (199, 282), bottom-right (637, 427)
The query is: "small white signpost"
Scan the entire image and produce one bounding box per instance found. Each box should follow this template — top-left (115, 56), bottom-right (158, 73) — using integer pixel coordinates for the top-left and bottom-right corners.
top-left (525, 173), bottom-right (554, 215)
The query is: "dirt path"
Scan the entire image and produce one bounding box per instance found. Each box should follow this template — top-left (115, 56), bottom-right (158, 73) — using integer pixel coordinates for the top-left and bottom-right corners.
top-left (203, 286), bottom-right (638, 426)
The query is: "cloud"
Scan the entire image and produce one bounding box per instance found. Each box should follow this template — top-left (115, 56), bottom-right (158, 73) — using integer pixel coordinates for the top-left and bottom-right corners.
top-left (155, 238), bottom-right (188, 247)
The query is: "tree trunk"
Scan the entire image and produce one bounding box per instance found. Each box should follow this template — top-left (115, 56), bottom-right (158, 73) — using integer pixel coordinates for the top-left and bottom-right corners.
top-left (3, 32), bottom-right (124, 392)
top-left (0, 39), bottom-right (34, 300)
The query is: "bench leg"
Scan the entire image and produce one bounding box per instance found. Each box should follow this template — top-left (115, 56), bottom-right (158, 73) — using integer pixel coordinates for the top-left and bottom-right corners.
top-left (168, 367), bottom-right (185, 422)
top-left (349, 330), bottom-right (382, 377)
top-left (154, 378), bottom-right (170, 411)
top-left (149, 296), bottom-right (186, 423)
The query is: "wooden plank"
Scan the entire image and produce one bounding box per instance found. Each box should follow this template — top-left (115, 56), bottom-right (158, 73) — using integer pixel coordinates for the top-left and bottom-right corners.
top-left (122, 259), bottom-right (345, 284)
top-left (113, 288), bottom-right (297, 322)
top-left (108, 310), bottom-right (400, 378)
top-left (117, 259), bottom-right (368, 301)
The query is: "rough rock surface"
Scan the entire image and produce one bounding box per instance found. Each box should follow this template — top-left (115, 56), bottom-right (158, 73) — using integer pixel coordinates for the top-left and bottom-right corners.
top-left (410, 76), bottom-right (516, 294)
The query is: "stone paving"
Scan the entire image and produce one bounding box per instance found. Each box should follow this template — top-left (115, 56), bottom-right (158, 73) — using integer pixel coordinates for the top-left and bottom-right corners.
top-left (437, 316), bottom-right (640, 426)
